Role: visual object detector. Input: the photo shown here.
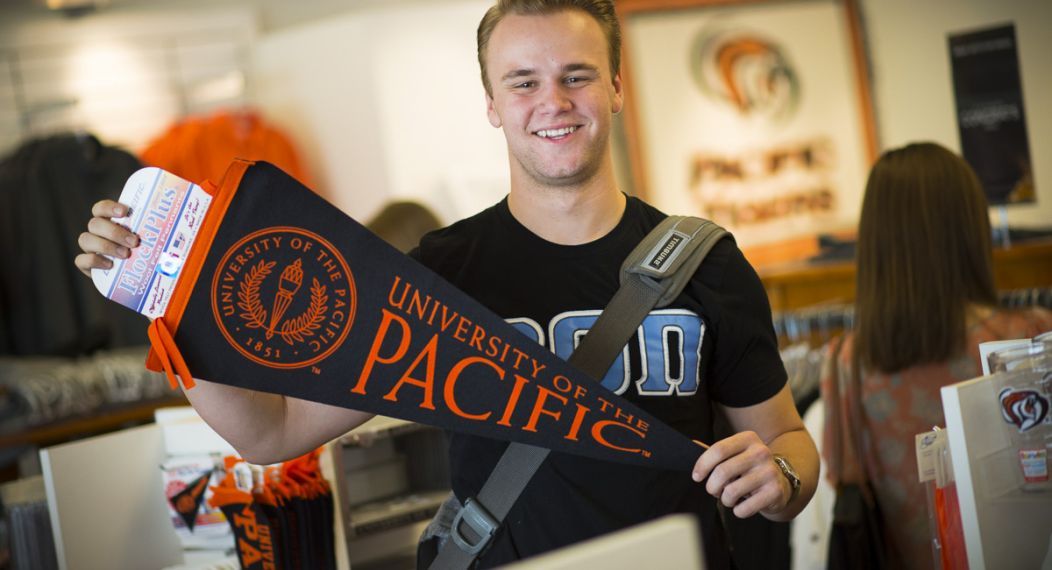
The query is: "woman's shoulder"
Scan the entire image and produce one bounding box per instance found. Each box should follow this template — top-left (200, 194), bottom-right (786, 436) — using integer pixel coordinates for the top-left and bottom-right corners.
top-left (972, 305), bottom-right (1052, 342)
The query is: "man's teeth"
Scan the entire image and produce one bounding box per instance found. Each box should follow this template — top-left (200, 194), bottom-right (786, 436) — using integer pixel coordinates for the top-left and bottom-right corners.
top-left (535, 126), bottom-right (577, 138)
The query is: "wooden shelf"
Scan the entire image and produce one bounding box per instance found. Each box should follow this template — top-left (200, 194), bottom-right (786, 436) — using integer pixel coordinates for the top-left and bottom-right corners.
top-left (758, 237), bottom-right (1052, 312)
top-left (0, 395), bottom-right (187, 450)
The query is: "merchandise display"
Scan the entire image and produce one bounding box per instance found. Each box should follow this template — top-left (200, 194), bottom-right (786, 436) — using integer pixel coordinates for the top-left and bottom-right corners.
top-left (940, 331), bottom-right (1052, 568)
top-left (208, 452), bottom-right (336, 570)
top-left (915, 428), bottom-right (967, 569)
top-left (990, 342), bottom-right (1052, 491)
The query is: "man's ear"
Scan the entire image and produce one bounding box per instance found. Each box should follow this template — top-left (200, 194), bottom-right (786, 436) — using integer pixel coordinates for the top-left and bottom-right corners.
top-left (486, 93), bottom-right (502, 128)
top-left (611, 72), bottom-right (624, 115)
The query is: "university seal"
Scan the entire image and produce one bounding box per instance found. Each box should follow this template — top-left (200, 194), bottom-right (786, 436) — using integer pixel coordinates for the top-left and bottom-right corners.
top-left (211, 226), bottom-right (356, 369)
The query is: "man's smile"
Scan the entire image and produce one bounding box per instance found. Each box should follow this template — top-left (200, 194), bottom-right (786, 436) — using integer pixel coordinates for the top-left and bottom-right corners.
top-left (533, 125), bottom-right (580, 139)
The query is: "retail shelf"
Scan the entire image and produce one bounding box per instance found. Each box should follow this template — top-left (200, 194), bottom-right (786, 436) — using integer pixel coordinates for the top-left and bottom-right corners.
top-left (338, 415), bottom-right (436, 447)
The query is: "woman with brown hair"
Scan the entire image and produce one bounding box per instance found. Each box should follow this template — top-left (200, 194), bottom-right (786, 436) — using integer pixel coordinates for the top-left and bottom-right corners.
top-left (820, 142), bottom-right (1052, 568)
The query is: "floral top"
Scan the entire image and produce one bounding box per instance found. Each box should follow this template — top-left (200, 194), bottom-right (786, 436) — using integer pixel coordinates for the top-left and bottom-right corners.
top-left (820, 306), bottom-right (1052, 569)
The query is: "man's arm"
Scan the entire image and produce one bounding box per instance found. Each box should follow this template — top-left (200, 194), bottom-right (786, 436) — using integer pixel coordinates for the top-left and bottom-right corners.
top-left (691, 384), bottom-right (818, 521)
top-left (76, 199), bottom-right (375, 464)
top-left (183, 378), bottom-right (374, 464)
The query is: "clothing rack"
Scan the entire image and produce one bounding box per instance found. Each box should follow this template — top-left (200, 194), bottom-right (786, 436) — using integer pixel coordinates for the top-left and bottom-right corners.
top-left (773, 304), bottom-right (854, 348)
top-left (773, 286), bottom-right (1052, 348)
top-left (998, 287), bottom-right (1052, 309)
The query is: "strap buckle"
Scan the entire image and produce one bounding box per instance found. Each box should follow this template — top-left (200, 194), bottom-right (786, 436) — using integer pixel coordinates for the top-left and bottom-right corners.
top-left (450, 497), bottom-right (498, 555)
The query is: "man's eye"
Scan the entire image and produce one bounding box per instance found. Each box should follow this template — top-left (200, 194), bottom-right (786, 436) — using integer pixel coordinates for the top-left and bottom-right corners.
top-left (514, 81), bottom-right (536, 89)
top-left (564, 76), bottom-right (590, 85)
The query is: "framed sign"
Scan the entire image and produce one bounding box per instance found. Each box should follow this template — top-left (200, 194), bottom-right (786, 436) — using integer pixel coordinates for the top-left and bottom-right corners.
top-left (616, 0), bottom-right (877, 259)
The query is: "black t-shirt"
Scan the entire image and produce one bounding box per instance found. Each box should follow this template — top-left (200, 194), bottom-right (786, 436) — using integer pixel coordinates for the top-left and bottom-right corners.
top-left (411, 196), bottom-right (786, 568)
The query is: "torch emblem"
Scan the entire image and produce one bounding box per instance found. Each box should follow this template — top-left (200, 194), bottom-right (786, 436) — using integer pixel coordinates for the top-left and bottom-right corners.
top-left (237, 258), bottom-right (329, 345)
top-left (267, 259), bottom-right (304, 339)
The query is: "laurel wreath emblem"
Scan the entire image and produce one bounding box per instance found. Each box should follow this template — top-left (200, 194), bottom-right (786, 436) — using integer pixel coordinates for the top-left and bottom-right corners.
top-left (237, 260), bottom-right (329, 345)
top-left (238, 260), bottom-right (274, 329)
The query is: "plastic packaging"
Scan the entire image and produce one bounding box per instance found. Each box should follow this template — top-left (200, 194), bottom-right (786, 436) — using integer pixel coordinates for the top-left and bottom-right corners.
top-left (989, 342), bottom-right (1052, 492)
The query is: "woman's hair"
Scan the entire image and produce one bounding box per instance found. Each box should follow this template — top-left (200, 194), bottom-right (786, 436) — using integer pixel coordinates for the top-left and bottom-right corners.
top-left (476, 0), bottom-right (621, 96)
top-left (854, 142), bottom-right (997, 373)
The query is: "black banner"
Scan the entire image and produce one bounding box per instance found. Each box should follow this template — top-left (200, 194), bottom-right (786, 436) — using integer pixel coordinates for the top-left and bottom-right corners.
top-left (949, 23), bottom-right (1035, 206)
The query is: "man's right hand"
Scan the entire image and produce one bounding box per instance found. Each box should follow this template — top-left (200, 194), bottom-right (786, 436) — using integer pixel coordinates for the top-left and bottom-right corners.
top-left (75, 199), bottom-right (141, 277)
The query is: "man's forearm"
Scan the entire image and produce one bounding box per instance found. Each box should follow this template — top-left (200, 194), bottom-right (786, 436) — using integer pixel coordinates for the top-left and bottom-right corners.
top-left (182, 377), bottom-right (373, 465)
top-left (182, 377), bottom-right (293, 463)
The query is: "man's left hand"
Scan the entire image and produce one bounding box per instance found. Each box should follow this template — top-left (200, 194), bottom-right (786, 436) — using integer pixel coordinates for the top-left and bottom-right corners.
top-left (691, 431), bottom-right (790, 518)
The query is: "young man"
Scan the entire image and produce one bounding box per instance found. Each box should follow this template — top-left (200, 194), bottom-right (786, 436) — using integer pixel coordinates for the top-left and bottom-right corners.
top-left (76, 0), bottom-right (817, 567)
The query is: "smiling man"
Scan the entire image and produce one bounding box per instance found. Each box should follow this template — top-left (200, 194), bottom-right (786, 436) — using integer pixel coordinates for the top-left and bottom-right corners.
top-left (412, 1), bottom-right (818, 567)
top-left (75, 1), bottom-right (816, 568)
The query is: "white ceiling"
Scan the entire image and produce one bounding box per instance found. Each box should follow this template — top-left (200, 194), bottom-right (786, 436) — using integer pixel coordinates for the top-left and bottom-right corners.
top-left (0, 0), bottom-right (459, 34)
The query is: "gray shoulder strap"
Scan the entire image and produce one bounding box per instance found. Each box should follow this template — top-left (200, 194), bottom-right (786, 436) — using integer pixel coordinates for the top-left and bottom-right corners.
top-left (429, 215), bottom-right (728, 570)
top-left (620, 216), bottom-right (729, 308)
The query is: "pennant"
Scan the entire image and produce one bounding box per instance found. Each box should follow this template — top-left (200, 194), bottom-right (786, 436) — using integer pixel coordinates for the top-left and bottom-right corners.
top-left (216, 500), bottom-right (280, 570)
top-left (209, 459), bottom-right (282, 570)
top-left (95, 161), bottom-right (704, 471)
top-left (168, 469), bottom-right (213, 532)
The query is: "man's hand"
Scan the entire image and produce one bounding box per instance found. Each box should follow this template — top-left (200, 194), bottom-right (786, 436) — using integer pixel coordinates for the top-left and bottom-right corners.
top-left (691, 431), bottom-right (791, 519)
top-left (74, 199), bottom-right (140, 277)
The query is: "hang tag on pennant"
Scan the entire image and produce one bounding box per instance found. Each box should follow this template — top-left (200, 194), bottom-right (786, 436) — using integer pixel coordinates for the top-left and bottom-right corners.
top-left (95, 161), bottom-right (704, 471)
top-left (91, 167), bottom-right (213, 319)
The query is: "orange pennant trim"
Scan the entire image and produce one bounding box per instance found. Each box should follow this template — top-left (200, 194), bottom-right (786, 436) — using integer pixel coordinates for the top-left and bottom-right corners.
top-left (146, 159), bottom-right (254, 381)
top-left (147, 318), bottom-right (197, 390)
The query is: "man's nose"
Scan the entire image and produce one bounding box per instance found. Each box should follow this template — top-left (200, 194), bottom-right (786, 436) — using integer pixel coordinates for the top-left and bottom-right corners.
top-left (537, 83), bottom-right (573, 114)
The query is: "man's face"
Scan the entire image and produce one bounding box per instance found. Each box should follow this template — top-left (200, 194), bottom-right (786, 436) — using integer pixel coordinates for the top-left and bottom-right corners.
top-left (484, 10), bottom-right (623, 189)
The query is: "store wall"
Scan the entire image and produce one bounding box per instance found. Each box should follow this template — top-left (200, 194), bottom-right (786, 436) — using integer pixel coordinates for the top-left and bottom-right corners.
top-left (2, 0), bottom-right (1048, 233)
top-left (250, 0), bottom-right (1052, 232)
top-left (860, 0), bottom-right (1051, 230)
top-left (253, 0), bottom-right (510, 225)
top-left (0, 5), bottom-right (256, 163)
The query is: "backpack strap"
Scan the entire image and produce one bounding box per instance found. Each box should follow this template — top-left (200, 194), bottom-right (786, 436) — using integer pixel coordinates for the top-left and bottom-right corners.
top-left (620, 216), bottom-right (729, 308)
top-left (429, 216), bottom-right (728, 570)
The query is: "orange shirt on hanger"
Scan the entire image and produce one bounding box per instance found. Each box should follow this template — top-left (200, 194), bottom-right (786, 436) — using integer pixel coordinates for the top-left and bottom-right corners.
top-left (140, 110), bottom-right (312, 188)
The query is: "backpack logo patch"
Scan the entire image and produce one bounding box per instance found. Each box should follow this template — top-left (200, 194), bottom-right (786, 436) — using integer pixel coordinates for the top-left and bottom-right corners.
top-left (647, 233), bottom-right (686, 272)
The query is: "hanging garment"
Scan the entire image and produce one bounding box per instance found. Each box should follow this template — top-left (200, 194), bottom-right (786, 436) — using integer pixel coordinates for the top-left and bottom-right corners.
top-left (0, 133), bottom-right (147, 356)
top-left (140, 110), bottom-right (312, 187)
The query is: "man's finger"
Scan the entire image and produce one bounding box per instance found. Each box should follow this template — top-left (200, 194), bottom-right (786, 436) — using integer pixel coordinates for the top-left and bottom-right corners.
top-left (91, 200), bottom-right (129, 218)
top-left (86, 217), bottom-right (139, 249)
top-left (78, 231), bottom-right (131, 260)
top-left (691, 432), bottom-right (754, 482)
top-left (704, 447), bottom-right (758, 497)
top-left (732, 482), bottom-right (783, 519)
top-left (74, 252), bottom-right (114, 277)
top-left (718, 467), bottom-right (767, 508)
